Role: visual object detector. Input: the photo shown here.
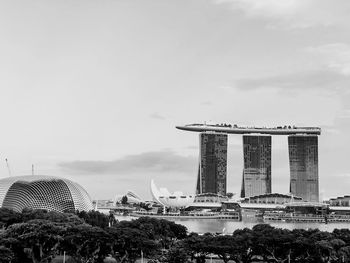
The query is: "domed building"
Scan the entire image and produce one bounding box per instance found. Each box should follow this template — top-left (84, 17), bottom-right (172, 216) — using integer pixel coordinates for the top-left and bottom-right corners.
top-left (0, 175), bottom-right (93, 212)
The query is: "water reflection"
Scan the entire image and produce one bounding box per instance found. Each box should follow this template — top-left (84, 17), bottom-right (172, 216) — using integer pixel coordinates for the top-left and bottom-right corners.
top-left (115, 215), bottom-right (350, 233)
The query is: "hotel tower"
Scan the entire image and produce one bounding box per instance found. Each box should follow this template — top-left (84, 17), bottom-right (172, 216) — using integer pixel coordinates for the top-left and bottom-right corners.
top-left (241, 135), bottom-right (272, 197)
top-left (177, 123), bottom-right (320, 201)
top-left (288, 135), bottom-right (319, 202)
top-left (196, 133), bottom-right (227, 196)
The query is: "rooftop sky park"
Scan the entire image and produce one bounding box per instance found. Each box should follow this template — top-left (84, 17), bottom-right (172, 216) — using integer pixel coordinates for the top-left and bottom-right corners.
top-left (176, 123), bottom-right (321, 135)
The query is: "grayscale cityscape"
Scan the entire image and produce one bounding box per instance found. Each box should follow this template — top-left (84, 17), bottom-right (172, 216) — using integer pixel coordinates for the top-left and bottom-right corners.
top-left (1, 1), bottom-right (350, 262)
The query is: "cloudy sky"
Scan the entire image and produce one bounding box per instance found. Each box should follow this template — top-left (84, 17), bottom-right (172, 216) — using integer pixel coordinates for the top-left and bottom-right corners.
top-left (0, 0), bottom-right (349, 200)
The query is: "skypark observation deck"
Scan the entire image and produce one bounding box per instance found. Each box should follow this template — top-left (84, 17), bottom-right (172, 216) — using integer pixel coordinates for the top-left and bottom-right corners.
top-left (176, 123), bottom-right (321, 135)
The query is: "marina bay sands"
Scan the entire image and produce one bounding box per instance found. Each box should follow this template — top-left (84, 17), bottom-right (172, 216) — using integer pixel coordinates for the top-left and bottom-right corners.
top-left (176, 123), bottom-right (321, 202)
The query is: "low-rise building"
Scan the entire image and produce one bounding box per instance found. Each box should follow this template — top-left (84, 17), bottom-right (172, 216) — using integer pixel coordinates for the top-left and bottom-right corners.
top-left (328, 196), bottom-right (350, 206)
top-left (240, 193), bottom-right (302, 205)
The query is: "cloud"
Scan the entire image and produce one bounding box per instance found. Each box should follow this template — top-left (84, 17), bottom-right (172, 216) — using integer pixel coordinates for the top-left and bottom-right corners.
top-left (338, 109), bottom-right (350, 119)
top-left (233, 70), bottom-right (350, 93)
top-left (150, 112), bottom-right (166, 120)
top-left (186, 145), bottom-right (199, 150)
top-left (322, 126), bottom-right (341, 135)
top-left (333, 173), bottom-right (350, 178)
top-left (201, 101), bottom-right (212, 106)
top-left (58, 150), bottom-right (197, 175)
top-left (215, 0), bottom-right (350, 29)
top-left (215, 70), bottom-right (345, 126)
top-left (306, 43), bottom-right (350, 76)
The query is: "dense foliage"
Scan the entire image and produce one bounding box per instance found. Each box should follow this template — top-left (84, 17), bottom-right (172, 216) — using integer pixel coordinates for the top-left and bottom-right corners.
top-left (2, 208), bottom-right (350, 263)
top-left (0, 208), bottom-right (186, 263)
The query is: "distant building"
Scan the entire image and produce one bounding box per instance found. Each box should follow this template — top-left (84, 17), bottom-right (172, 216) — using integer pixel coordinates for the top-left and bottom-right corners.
top-left (325, 196), bottom-right (350, 215)
top-left (186, 193), bottom-right (229, 210)
top-left (93, 199), bottom-right (115, 208)
top-left (196, 132), bottom-right (227, 196)
top-left (240, 193), bottom-right (302, 205)
top-left (284, 202), bottom-right (328, 215)
top-left (115, 190), bottom-right (143, 204)
top-left (328, 196), bottom-right (350, 207)
top-left (241, 135), bottom-right (271, 198)
top-left (192, 193), bottom-right (228, 204)
top-left (288, 135), bottom-right (319, 202)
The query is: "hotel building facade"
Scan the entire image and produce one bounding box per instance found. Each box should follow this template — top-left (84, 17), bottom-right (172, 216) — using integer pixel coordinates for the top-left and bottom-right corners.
top-left (196, 133), bottom-right (228, 196)
top-left (288, 135), bottom-right (319, 202)
top-left (241, 135), bottom-right (272, 197)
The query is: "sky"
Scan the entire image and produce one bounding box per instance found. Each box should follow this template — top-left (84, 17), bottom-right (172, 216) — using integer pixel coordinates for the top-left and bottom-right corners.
top-left (0, 0), bottom-right (350, 200)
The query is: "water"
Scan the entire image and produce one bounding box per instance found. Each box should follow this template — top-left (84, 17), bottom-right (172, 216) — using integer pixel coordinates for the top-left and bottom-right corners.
top-left (114, 215), bottom-right (350, 233)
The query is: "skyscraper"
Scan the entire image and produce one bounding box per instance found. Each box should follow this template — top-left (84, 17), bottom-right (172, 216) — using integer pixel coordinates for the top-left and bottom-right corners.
top-left (241, 135), bottom-right (272, 198)
top-left (196, 132), bottom-right (227, 196)
top-left (288, 135), bottom-right (319, 202)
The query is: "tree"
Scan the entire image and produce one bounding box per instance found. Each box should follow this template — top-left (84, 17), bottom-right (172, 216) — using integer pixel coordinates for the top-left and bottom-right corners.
top-left (206, 235), bottom-right (235, 263)
top-left (109, 212), bottom-right (118, 227)
top-left (1, 220), bottom-right (66, 263)
top-left (338, 246), bottom-right (350, 262)
top-left (315, 240), bottom-right (334, 263)
top-left (115, 217), bottom-right (187, 248)
top-left (226, 193), bottom-right (234, 199)
top-left (121, 196), bottom-right (128, 205)
top-left (167, 220), bottom-right (187, 240)
top-left (0, 212), bottom-right (113, 263)
top-left (231, 228), bottom-right (255, 263)
top-left (21, 208), bottom-right (84, 225)
top-left (107, 226), bottom-right (158, 263)
top-left (330, 238), bottom-right (346, 261)
top-left (0, 208), bottom-right (22, 228)
top-left (76, 210), bottom-right (110, 228)
top-left (61, 224), bottom-right (112, 263)
top-left (290, 229), bottom-right (314, 262)
top-left (182, 233), bottom-right (209, 263)
top-left (166, 244), bottom-right (190, 263)
top-left (333, 229), bottom-right (350, 244)
top-left (0, 246), bottom-right (14, 263)
top-left (0, 236), bottom-right (30, 263)
top-left (251, 224), bottom-right (294, 263)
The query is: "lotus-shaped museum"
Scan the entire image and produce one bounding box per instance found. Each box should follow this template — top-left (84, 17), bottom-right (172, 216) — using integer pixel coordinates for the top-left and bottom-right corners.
top-left (150, 179), bottom-right (194, 208)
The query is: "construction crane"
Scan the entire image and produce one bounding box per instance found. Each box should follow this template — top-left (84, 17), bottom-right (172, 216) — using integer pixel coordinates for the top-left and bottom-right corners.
top-left (5, 158), bottom-right (12, 177)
